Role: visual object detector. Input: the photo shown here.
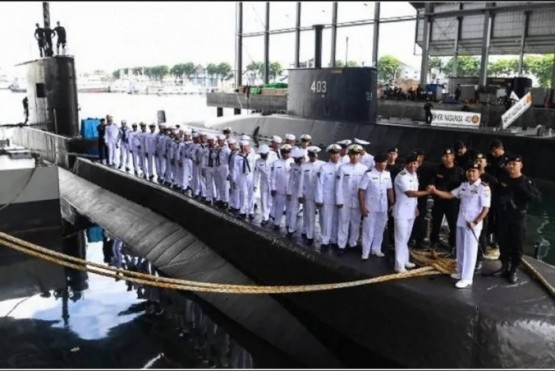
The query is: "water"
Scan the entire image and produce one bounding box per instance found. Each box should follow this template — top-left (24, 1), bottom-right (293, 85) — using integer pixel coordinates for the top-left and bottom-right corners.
top-left (0, 228), bottom-right (302, 368)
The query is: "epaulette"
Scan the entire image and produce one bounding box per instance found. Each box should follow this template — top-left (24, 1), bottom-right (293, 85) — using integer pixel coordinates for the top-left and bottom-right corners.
top-left (400, 170), bottom-right (407, 176)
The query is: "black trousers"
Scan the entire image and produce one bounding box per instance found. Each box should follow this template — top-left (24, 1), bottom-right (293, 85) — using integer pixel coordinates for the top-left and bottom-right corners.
top-left (425, 111), bottom-right (433, 124)
top-left (410, 196), bottom-right (429, 246)
top-left (476, 215), bottom-right (490, 262)
top-left (429, 198), bottom-right (459, 248)
top-left (496, 209), bottom-right (526, 271)
top-left (97, 140), bottom-right (108, 162)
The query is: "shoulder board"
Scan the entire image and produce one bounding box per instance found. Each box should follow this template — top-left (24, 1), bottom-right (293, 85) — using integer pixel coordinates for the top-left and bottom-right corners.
top-left (400, 171), bottom-right (407, 176)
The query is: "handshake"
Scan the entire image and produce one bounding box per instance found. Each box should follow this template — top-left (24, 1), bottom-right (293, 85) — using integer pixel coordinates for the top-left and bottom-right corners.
top-left (426, 185), bottom-right (437, 194)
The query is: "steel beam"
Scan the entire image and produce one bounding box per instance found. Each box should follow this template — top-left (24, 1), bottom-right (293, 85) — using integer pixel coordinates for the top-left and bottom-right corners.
top-left (294, 2), bottom-right (301, 68)
top-left (518, 11), bottom-right (530, 76)
top-left (372, 2), bottom-right (380, 67)
top-left (235, 2), bottom-right (243, 88)
top-left (264, 2), bottom-right (270, 84)
top-left (330, 2), bottom-right (338, 67)
top-left (551, 52), bottom-right (555, 89)
top-left (419, 3), bottom-right (431, 88)
top-left (478, 3), bottom-right (494, 88)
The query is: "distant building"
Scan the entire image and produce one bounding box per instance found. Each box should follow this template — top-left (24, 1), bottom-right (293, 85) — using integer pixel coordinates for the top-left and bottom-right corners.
top-left (398, 62), bottom-right (420, 80)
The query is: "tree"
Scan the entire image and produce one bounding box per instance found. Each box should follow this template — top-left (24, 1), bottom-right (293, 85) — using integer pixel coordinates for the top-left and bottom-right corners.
top-left (148, 65), bottom-right (169, 81)
top-left (112, 70), bottom-right (121, 80)
top-left (488, 58), bottom-right (518, 77)
top-left (132, 67), bottom-right (143, 76)
top-left (170, 64), bottom-right (185, 80)
top-left (428, 57), bottom-right (444, 80)
top-left (443, 56), bottom-right (480, 77)
top-left (216, 62), bottom-right (233, 85)
top-left (269, 61), bottom-right (283, 81)
top-left (377, 55), bottom-right (402, 83)
top-left (182, 62), bottom-right (196, 81)
top-left (526, 54), bottom-right (554, 87)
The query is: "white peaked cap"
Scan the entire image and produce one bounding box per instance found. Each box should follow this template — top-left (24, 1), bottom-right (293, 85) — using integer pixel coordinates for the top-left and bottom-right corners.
top-left (300, 134), bottom-right (312, 141)
top-left (272, 135), bottom-right (283, 144)
top-left (285, 133), bottom-right (296, 141)
top-left (228, 138), bottom-right (237, 145)
top-left (354, 138), bottom-right (371, 145)
top-left (307, 145), bottom-right (321, 153)
top-left (292, 148), bottom-right (306, 158)
top-left (183, 129), bottom-right (192, 135)
top-left (241, 134), bottom-right (251, 141)
top-left (192, 132), bottom-right (200, 138)
top-left (217, 134), bottom-right (227, 140)
top-left (258, 144), bottom-right (270, 154)
top-left (240, 140), bottom-right (250, 146)
top-left (337, 139), bottom-right (352, 146)
top-left (206, 134), bottom-right (216, 141)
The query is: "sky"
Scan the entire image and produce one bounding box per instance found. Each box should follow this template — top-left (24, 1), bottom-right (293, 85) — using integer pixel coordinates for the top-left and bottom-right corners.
top-left (0, 1), bottom-right (422, 77)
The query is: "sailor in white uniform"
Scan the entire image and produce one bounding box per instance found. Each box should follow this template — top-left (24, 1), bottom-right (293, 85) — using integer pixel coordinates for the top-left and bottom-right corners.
top-left (354, 138), bottom-right (375, 170)
top-left (128, 123), bottom-right (141, 176)
top-left (358, 153), bottom-right (394, 260)
top-left (137, 122), bottom-right (148, 177)
top-left (315, 144), bottom-right (342, 250)
top-left (335, 144), bottom-right (368, 255)
top-left (284, 133), bottom-right (296, 148)
top-left (286, 147), bottom-right (306, 237)
top-left (215, 134), bottom-right (231, 208)
top-left (105, 116), bottom-right (120, 167)
top-left (392, 154), bottom-right (431, 273)
top-left (428, 163), bottom-right (491, 288)
top-left (227, 138), bottom-right (241, 212)
top-left (270, 144), bottom-right (293, 231)
top-left (299, 134), bottom-right (312, 162)
top-left (299, 145), bottom-right (325, 245)
top-left (144, 123), bottom-right (158, 180)
top-left (269, 135), bottom-right (283, 162)
top-left (117, 120), bottom-right (131, 171)
top-left (154, 124), bottom-right (167, 182)
top-left (233, 140), bottom-right (256, 218)
top-left (203, 134), bottom-right (218, 205)
top-left (253, 144), bottom-right (273, 225)
top-left (336, 139), bottom-right (352, 164)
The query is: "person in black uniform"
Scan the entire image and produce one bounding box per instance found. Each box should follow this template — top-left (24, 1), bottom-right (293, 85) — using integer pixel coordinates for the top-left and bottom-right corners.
top-left (96, 118), bottom-right (109, 164)
top-left (409, 148), bottom-right (435, 248)
top-left (43, 26), bottom-right (54, 57)
top-left (423, 99), bottom-right (433, 125)
top-left (485, 138), bottom-right (513, 248)
top-left (22, 96), bottom-right (29, 124)
top-left (385, 147), bottom-right (402, 247)
top-left (34, 23), bottom-right (45, 57)
top-left (454, 140), bottom-right (479, 170)
top-left (454, 84), bottom-right (461, 101)
top-left (429, 148), bottom-right (465, 253)
top-left (489, 154), bottom-right (540, 283)
top-left (53, 21), bottom-right (67, 55)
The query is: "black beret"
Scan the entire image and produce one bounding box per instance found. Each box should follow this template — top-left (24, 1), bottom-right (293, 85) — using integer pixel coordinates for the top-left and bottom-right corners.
top-left (374, 153), bottom-right (388, 163)
top-left (489, 138), bottom-right (503, 150)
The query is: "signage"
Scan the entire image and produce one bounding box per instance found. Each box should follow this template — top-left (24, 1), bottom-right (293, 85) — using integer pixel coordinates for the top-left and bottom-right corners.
top-left (430, 110), bottom-right (481, 128)
top-left (501, 92), bottom-right (533, 129)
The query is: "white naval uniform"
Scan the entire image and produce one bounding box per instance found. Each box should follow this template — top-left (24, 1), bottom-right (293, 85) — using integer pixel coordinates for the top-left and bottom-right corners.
top-left (182, 141), bottom-right (193, 190)
top-left (137, 130), bottom-right (148, 174)
top-left (393, 169), bottom-right (419, 271)
top-left (216, 144), bottom-right (231, 204)
top-left (361, 152), bottom-right (375, 170)
top-left (228, 150), bottom-right (240, 210)
top-left (203, 146), bottom-right (218, 202)
top-left (105, 124), bottom-right (120, 166)
top-left (336, 162), bottom-right (368, 249)
top-left (359, 167), bottom-right (392, 258)
top-left (315, 161), bottom-right (341, 245)
top-left (117, 127), bottom-right (131, 169)
top-left (268, 148), bottom-right (281, 218)
top-left (270, 158), bottom-right (292, 228)
top-left (144, 132), bottom-right (157, 178)
top-left (128, 129), bottom-right (141, 173)
top-left (286, 162), bottom-right (303, 233)
top-left (299, 159), bottom-right (325, 240)
top-left (155, 133), bottom-right (166, 179)
top-left (451, 180), bottom-right (491, 282)
top-left (234, 151), bottom-right (256, 215)
top-left (254, 157), bottom-right (272, 222)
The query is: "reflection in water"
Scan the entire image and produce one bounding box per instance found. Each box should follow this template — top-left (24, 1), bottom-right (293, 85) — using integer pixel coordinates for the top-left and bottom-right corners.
top-left (528, 183), bottom-right (555, 264)
top-left (0, 226), bottom-right (259, 368)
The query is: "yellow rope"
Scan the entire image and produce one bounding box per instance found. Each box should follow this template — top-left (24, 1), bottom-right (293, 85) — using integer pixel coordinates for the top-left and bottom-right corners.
top-left (0, 231), bottom-right (443, 294)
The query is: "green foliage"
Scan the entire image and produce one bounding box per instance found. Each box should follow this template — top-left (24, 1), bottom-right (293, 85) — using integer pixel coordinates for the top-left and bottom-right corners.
top-left (112, 70), bottom-right (121, 80)
top-left (526, 54), bottom-right (554, 87)
top-left (217, 62), bottom-right (232, 81)
top-left (377, 55), bottom-right (401, 83)
top-left (269, 62), bottom-right (283, 81)
top-left (206, 63), bottom-right (219, 77)
top-left (443, 56), bottom-right (480, 77)
top-left (333, 60), bottom-right (359, 68)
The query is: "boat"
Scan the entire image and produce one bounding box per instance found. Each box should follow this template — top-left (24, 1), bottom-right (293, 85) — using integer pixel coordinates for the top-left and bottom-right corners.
top-left (8, 78), bottom-right (26, 93)
top-left (77, 75), bottom-right (111, 93)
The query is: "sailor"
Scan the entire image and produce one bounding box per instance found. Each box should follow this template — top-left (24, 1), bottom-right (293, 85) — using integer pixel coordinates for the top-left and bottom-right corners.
top-left (53, 21), bottom-right (67, 56)
top-left (154, 124), bottom-right (167, 182)
top-left (117, 120), bottom-right (131, 171)
top-left (270, 144), bottom-right (293, 231)
top-left (202, 134), bottom-right (218, 205)
top-left (354, 138), bottom-right (375, 169)
top-left (423, 98), bottom-right (433, 125)
top-left (474, 152), bottom-right (497, 270)
top-left (429, 147), bottom-right (465, 253)
top-left (316, 144), bottom-right (342, 250)
top-left (358, 153), bottom-right (394, 260)
top-left (299, 134), bottom-right (312, 161)
top-left (299, 146), bottom-right (325, 245)
top-left (128, 123), bottom-right (141, 176)
top-left (144, 123), bottom-right (158, 180)
top-left (233, 140), bottom-right (256, 219)
top-left (223, 127), bottom-right (232, 140)
top-left (269, 135), bottom-right (283, 162)
top-left (453, 140), bottom-right (477, 170)
top-left (392, 154), bottom-right (431, 272)
top-left (385, 147), bottom-right (402, 247)
top-left (179, 129), bottom-right (193, 193)
top-left (286, 148), bottom-right (306, 237)
top-left (336, 139), bottom-right (352, 164)
top-left (215, 134), bottom-right (231, 208)
top-left (409, 148), bottom-right (435, 249)
top-left (253, 144), bottom-right (273, 225)
top-left (173, 131), bottom-right (185, 191)
top-left (195, 132), bottom-right (208, 201)
top-left (335, 144), bottom-right (368, 255)
top-left (429, 162), bottom-right (491, 288)
top-left (490, 154), bottom-right (540, 284)
top-left (34, 23), bottom-right (46, 57)
top-left (284, 133), bottom-right (297, 148)
top-left (164, 128), bottom-right (175, 186)
top-left (227, 138), bottom-right (241, 213)
top-left (105, 115), bottom-right (120, 167)
top-left (190, 132), bottom-right (201, 196)
top-left (137, 122), bottom-right (148, 176)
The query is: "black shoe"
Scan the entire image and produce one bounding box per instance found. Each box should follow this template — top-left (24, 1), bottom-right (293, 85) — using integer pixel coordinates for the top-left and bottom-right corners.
top-left (261, 219), bottom-right (268, 226)
top-left (134, 171), bottom-right (138, 176)
top-left (117, 165), bottom-right (122, 169)
top-left (239, 213), bottom-right (246, 220)
top-left (301, 233), bottom-right (307, 240)
top-left (286, 232), bottom-right (294, 239)
top-left (337, 249), bottom-right (345, 256)
top-left (507, 272), bottom-right (519, 284)
top-left (305, 238), bottom-right (314, 246)
top-left (320, 244), bottom-right (328, 252)
top-left (248, 214), bottom-right (255, 220)
top-left (125, 167), bottom-right (130, 172)
top-left (485, 265), bottom-right (510, 277)
top-left (273, 225), bottom-right (280, 231)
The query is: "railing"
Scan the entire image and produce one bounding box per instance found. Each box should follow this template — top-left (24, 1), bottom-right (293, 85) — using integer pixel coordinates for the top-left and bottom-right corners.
top-left (11, 127), bottom-right (70, 168)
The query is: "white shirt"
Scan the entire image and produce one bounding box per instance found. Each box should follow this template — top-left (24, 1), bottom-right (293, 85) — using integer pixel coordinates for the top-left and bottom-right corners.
top-left (299, 160), bottom-right (325, 200)
top-left (270, 158), bottom-right (293, 195)
top-left (128, 130), bottom-right (140, 151)
top-left (315, 161), bottom-right (341, 205)
top-left (336, 162), bottom-right (368, 208)
top-left (105, 124), bottom-right (120, 144)
top-left (393, 168), bottom-right (419, 219)
top-left (451, 179), bottom-right (491, 229)
top-left (287, 162), bottom-right (303, 198)
top-left (361, 152), bottom-right (375, 170)
top-left (254, 157), bottom-right (272, 189)
top-left (358, 167), bottom-right (392, 212)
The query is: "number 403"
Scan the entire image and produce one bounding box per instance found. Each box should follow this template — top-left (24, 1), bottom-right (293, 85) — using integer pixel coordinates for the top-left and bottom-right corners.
top-left (310, 80), bottom-right (327, 93)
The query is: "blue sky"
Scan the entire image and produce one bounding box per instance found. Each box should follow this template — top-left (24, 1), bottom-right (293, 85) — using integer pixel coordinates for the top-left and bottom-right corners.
top-left (0, 2), bottom-right (421, 76)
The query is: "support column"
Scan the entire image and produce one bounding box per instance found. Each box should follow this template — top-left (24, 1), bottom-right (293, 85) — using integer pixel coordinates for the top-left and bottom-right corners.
top-left (419, 3), bottom-right (432, 88)
top-left (264, 1), bottom-right (270, 84)
top-left (518, 11), bottom-right (529, 76)
top-left (330, 2), bottom-right (338, 67)
top-left (479, 3), bottom-right (495, 88)
top-left (452, 15), bottom-right (462, 77)
top-left (43, 1), bottom-right (53, 57)
top-left (372, 2), bottom-right (380, 67)
top-left (551, 52), bottom-right (555, 89)
top-left (294, 2), bottom-right (301, 68)
top-left (235, 2), bottom-right (243, 88)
